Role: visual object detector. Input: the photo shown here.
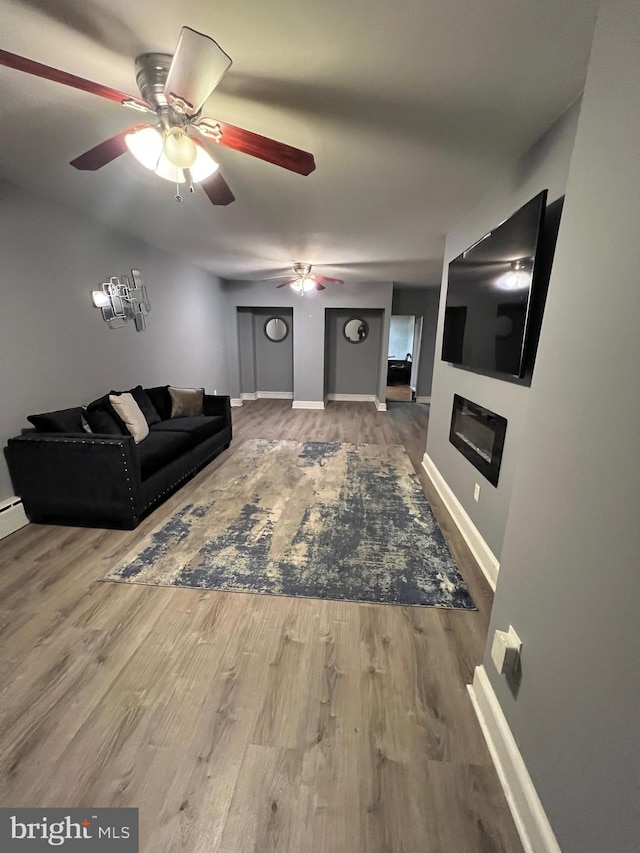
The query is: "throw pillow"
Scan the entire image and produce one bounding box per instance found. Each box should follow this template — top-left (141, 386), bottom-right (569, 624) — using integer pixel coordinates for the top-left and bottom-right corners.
top-left (129, 385), bottom-right (161, 426)
top-left (108, 393), bottom-right (149, 444)
top-left (85, 394), bottom-right (127, 435)
top-left (169, 386), bottom-right (204, 418)
top-left (84, 406), bottom-right (122, 435)
top-left (81, 409), bottom-right (92, 433)
top-left (145, 386), bottom-right (172, 421)
top-left (27, 407), bottom-right (84, 433)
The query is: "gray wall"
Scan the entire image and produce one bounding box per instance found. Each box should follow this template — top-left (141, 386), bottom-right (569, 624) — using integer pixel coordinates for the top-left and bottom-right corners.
top-left (324, 309), bottom-right (383, 395)
top-left (425, 99), bottom-right (582, 559)
top-left (225, 281), bottom-right (393, 403)
top-left (0, 180), bottom-right (229, 502)
top-left (392, 286), bottom-right (440, 398)
top-left (252, 308), bottom-right (293, 393)
top-left (484, 1), bottom-right (640, 849)
top-left (237, 308), bottom-right (257, 395)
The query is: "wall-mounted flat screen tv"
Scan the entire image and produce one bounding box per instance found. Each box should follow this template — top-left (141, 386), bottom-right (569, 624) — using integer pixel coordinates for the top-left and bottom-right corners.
top-left (442, 189), bottom-right (548, 378)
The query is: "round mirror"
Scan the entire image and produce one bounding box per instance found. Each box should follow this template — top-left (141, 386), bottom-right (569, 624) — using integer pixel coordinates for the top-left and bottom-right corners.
top-left (264, 317), bottom-right (289, 342)
top-left (495, 315), bottom-right (514, 339)
top-left (343, 318), bottom-right (369, 343)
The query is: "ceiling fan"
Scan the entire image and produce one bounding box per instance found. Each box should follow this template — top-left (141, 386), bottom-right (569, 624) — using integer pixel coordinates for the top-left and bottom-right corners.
top-left (273, 263), bottom-right (344, 294)
top-left (0, 27), bottom-right (316, 206)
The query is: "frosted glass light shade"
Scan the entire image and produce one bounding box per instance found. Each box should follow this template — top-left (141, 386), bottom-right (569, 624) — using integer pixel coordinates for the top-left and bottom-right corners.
top-left (189, 144), bottom-right (219, 182)
top-left (125, 126), bottom-right (162, 170)
top-left (154, 153), bottom-right (186, 183)
top-left (290, 277), bottom-right (315, 294)
top-left (163, 127), bottom-right (197, 168)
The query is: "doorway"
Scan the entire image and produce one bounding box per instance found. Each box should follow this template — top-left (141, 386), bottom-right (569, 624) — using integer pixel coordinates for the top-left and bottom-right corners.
top-left (387, 315), bottom-right (422, 402)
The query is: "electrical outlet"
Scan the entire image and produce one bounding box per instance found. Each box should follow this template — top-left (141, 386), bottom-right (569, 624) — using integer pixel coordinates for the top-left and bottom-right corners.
top-left (213, 389), bottom-right (217, 395)
top-left (473, 483), bottom-right (481, 502)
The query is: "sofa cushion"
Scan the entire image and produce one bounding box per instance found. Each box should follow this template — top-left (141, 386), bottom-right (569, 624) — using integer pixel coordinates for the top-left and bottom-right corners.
top-left (27, 407), bottom-right (84, 433)
top-left (169, 386), bottom-right (204, 418)
top-left (129, 385), bottom-right (161, 426)
top-left (149, 416), bottom-right (225, 445)
top-left (145, 386), bottom-right (171, 421)
top-left (109, 393), bottom-right (149, 444)
top-left (137, 431), bottom-right (193, 480)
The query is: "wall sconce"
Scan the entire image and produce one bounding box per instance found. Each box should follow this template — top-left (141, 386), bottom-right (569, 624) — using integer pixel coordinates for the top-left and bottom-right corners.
top-left (91, 269), bottom-right (150, 331)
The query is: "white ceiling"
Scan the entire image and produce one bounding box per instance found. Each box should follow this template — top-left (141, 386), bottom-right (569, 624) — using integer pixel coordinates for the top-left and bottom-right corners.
top-left (1, 0), bottom-right (598, 286)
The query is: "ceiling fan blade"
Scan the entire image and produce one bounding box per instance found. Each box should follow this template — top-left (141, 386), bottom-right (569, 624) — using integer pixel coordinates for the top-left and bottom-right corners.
top-left (198, 119), bottom-right (315, 176)
top-left (314, 282), bottom-right (327, 291)
top-left (276, 279), bottom-right (297, 288)
top-left (315, 275), bottom-right (344, 284)
top-left (164, 27), bottom-right (232, 115)
top-left (70, 124), bottom-right (146, 171)
top-left (200, 171), bottom-right (235, 206)
top-left (0, 49), bottom-right (150, 110)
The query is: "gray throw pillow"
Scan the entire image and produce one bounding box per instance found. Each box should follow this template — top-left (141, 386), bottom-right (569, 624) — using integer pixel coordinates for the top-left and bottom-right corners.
top-left (169, 386), bottom-right (204, 418)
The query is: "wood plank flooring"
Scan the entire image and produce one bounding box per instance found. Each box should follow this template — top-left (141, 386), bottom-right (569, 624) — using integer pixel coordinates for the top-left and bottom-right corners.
top-left (0, 400), bottom-right (522, 852)
top-left (385, 385), bottom-right (414, 402)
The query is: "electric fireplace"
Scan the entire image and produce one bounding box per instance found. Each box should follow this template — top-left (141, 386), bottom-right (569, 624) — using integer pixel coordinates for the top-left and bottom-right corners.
top-left (449, 395), bottom-right (507, 486)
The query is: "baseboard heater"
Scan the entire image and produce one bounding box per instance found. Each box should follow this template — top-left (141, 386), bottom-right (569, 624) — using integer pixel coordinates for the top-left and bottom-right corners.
top-left (0, 496), bottom-right (29, 541)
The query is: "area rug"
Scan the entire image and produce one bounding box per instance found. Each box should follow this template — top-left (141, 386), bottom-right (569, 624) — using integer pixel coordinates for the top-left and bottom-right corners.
top-left (104, 440), bottom-right (475, 609)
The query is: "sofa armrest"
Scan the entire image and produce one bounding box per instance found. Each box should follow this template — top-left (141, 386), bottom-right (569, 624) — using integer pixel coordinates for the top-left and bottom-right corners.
top-left (5, 433), bottom-right (141, 527)
top-left (203, 394), bottom-right (231, 423)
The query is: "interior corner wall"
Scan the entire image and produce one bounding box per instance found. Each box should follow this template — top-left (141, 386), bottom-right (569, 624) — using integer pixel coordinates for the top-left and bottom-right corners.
top-left (483, 0), bottom-right (639, 849)
top-left (391, 286), bottom-right (440, 397)
top-left (225, 281), bottom-right (393, 403)
top-left (425, 98), bottom-right (582, 560)
top-left (0, 179), bottom-right (230, 502)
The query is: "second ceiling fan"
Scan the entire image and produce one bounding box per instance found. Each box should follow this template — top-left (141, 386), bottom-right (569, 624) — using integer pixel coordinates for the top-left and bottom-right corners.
top-left (0, 27), bottom-right (316, 206)
top-left (274, 263), bottom-right (344, 294)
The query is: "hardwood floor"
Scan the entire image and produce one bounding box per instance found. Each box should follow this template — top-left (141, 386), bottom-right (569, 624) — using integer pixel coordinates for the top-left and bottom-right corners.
top-left (385, 384), bottom-right (414, 402)
top-left (0, 401), bottom-right (522, 852)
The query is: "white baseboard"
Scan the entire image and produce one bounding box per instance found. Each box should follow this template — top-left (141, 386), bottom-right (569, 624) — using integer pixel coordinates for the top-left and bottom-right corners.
top-left (230, 398), bottom-right (243, 407)
top-left (0, 497), bottom-right (29, 540)
top-left (416, 395), bottom-right (431, 404)
top-left (421, 452), bottom-right (499, 590)
top-left (292, 400), bottom-right (325, 410)
top-left (468, 666), bottom-right (561, 853)
top-left (256, 391), bottom-right (294, 399)
top-left (240, 392), bottom-right (257, 401)
top-left (326, 393), bottom-right (376, 403)
top-left (375, 396), bottom-right (387, 412)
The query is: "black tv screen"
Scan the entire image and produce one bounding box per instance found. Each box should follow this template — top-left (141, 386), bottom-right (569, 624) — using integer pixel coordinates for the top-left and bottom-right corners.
top-left (442, 190), bottom-right (547, 378)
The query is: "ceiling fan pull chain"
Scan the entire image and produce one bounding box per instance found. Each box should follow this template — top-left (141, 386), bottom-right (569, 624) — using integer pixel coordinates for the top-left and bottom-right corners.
top-left (175, 177), bottom-right (183, 203)
top-left (187, 169), bottom-right (195, 194)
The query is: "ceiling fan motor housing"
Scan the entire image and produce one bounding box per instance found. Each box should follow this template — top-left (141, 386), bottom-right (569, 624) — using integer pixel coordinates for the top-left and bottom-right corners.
top-left (135, 53), bottom-right (172, 109)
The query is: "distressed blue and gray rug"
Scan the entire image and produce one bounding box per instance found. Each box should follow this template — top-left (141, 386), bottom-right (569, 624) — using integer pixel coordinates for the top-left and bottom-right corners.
top-left (105, 439), bottom-right (475, 609)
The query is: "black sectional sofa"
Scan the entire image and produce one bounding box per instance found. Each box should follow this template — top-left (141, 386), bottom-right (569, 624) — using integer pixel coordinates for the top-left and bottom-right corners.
top-left (5, 385), bottom-right (232, 529)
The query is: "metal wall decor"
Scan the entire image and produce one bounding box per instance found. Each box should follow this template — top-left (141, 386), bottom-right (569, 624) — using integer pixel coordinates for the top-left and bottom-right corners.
top-left (91, 269), bottom-right (151, 331)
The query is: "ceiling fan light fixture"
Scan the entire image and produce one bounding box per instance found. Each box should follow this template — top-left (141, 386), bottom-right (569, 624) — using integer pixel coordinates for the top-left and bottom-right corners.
top-left (125, 126), bottom-right (163, 170)
top-left (154, 152), bottom-right (186, 184)
top-left (290, 276), bottom-right (315, 294)
top-left (163, 126), bottom-right (197, 168)
top-left (189, 144), bottom-right (219, 183)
